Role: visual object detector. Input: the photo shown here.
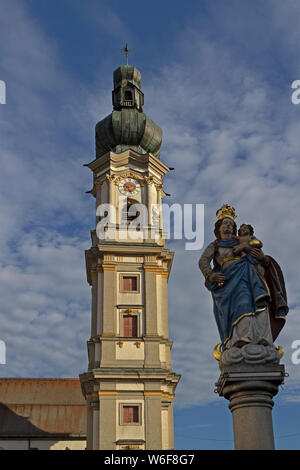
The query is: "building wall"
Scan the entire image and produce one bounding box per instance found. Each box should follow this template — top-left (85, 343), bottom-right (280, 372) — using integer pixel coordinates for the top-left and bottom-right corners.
top-left (0, 439), bottom-right (86, 450)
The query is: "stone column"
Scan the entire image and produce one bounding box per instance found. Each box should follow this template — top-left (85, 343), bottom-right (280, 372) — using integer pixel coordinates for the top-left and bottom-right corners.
top-left (147, 180), bottom-right (152, 227)
top-left (216, 363), bottom-right (285, 450)
top-left (144, 393), bottom-right (162, 449)
top-left (90, 270), bottom-right (98, 338)
top-left (99, 393), bottom-right (117, 450)
top-left (91, 400), bottom-right (99, 450)
top-left (86, 400), bottom-right (94, 450)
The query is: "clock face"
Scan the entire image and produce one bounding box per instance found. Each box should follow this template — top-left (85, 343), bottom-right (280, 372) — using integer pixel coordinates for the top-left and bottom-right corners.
top-left (118, 178), bottom-right (141, 196)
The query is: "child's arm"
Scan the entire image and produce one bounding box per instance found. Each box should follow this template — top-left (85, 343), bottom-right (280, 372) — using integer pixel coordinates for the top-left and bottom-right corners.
top-left (232, 241), bottom-right (250, 255)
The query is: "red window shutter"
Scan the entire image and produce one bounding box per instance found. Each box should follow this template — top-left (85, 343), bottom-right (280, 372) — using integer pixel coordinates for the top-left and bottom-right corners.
top-left (123, 406), bottom-right (130, 423)
top-left (132, 406), bottom-right (139, 422)
top-left (123, 316), bottom-right (138, 337)
top-left (123, 316), bottom-right (130, 337)
top-left (123, 276), bottom-right (137, 291)
top-left (131, 316), bottom-right (138, 337)
top-left (123, 406), bottom-right (139, 424)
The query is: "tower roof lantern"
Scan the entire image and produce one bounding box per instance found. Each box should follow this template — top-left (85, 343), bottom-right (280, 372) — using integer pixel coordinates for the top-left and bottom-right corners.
top-left (113, 65), bottom-right (142, 91)
top-left (95, 64), bottom-right (162, 159)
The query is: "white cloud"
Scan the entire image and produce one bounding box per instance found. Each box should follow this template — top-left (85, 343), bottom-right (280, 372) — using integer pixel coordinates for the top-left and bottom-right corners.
top-left (141, 9), bottom-right (300, 406)
top-left (1, 0), bottom-right (300, 410)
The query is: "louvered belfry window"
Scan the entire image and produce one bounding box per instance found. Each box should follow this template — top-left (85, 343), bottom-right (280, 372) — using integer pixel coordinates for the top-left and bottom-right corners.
top-left (123, 405), bottom-right (139, 424)
top-left (123, 315), bottom-right (138, 337)
top-left (123, 89), bottom-right (133, 106)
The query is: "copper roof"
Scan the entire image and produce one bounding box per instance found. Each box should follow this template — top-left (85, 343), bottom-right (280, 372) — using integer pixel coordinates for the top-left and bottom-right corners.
top-left (0, 378), bottom-right (86, 438)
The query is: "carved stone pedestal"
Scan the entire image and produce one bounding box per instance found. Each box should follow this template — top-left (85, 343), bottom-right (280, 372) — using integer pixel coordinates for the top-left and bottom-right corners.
top-left (216, 363), bottom-right (285, 450)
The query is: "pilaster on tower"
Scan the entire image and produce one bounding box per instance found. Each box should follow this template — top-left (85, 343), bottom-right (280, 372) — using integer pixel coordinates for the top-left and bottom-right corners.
top-left (79, 62), bottom-right (180, 451)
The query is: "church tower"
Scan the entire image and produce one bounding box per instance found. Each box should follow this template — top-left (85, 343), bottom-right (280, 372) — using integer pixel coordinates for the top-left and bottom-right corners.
top-left (79, 62), bottom-right (180, 450)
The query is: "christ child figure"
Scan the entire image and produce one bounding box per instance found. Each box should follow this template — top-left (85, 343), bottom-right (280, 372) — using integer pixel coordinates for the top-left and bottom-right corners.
top-left (233, 224), bottom-right (263, 258)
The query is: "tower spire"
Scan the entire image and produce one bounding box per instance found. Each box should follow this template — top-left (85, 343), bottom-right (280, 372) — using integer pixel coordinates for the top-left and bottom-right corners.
top-left (120, 43), bottom-right (131, 66)
top-left (95, 62), bottom-right (163, 159)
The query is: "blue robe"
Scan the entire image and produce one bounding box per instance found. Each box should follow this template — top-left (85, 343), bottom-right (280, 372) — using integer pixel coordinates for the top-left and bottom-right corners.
top-left (205, 239), bottom-right (272, 345)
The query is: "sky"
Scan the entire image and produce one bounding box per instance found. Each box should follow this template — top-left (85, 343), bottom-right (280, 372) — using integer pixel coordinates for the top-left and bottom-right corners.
top-left (1, 0), bottom-right (300, 450)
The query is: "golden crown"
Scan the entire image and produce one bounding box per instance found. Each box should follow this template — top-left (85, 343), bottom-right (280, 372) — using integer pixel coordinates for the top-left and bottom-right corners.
top-left (216, 204), bottom-right (237, 221)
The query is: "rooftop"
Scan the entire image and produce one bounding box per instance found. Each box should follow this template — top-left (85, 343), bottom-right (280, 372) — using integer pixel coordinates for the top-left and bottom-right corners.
top-left (0, 378), bottom-right (86, 438)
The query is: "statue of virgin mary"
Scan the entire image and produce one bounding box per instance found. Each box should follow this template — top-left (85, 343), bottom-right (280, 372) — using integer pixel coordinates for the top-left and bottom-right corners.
top-left (199, 205), bottom-right (288, 364)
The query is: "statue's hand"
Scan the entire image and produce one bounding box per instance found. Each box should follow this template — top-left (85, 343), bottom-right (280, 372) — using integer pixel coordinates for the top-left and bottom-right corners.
top-left (250, 248), bottom-right (266, 261)
top-left (208, 272), bottom-right (226, 283)
top-left (232, 246), bottom-right (241, 255)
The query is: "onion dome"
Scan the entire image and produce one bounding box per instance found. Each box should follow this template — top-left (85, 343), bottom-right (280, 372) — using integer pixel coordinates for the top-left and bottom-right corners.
top-left (95, 65), bottom-right (162, 159)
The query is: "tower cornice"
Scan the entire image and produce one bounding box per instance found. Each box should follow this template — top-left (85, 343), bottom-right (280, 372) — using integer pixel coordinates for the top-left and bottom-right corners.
top-left (85, 149), bottom-right (171, 176)
top-left (85, 243), bottom-right (174, 286)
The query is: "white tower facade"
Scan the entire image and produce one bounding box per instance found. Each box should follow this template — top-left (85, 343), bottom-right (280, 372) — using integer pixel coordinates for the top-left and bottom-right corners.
top-left (80, 64), bottom-right (180, 450)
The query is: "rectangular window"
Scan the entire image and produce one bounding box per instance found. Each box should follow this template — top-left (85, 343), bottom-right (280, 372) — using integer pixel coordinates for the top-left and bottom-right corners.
top-left (123, 315), bottom-right (138, 337)
top-left (122, 405), bottom-right (139, 424)
top-left (122, 276), bottom-right (137, 291)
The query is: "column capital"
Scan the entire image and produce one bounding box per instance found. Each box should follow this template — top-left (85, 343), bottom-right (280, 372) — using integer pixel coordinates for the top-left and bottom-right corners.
top-left (216, 363), bottom-right (285, 398)
top-left (216, 363), bottom-right (286, 450)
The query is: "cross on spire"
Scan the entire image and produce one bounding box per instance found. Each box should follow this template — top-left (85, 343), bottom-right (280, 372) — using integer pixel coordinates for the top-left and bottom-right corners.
top-left (120, 43), bottom-right (131, 66)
